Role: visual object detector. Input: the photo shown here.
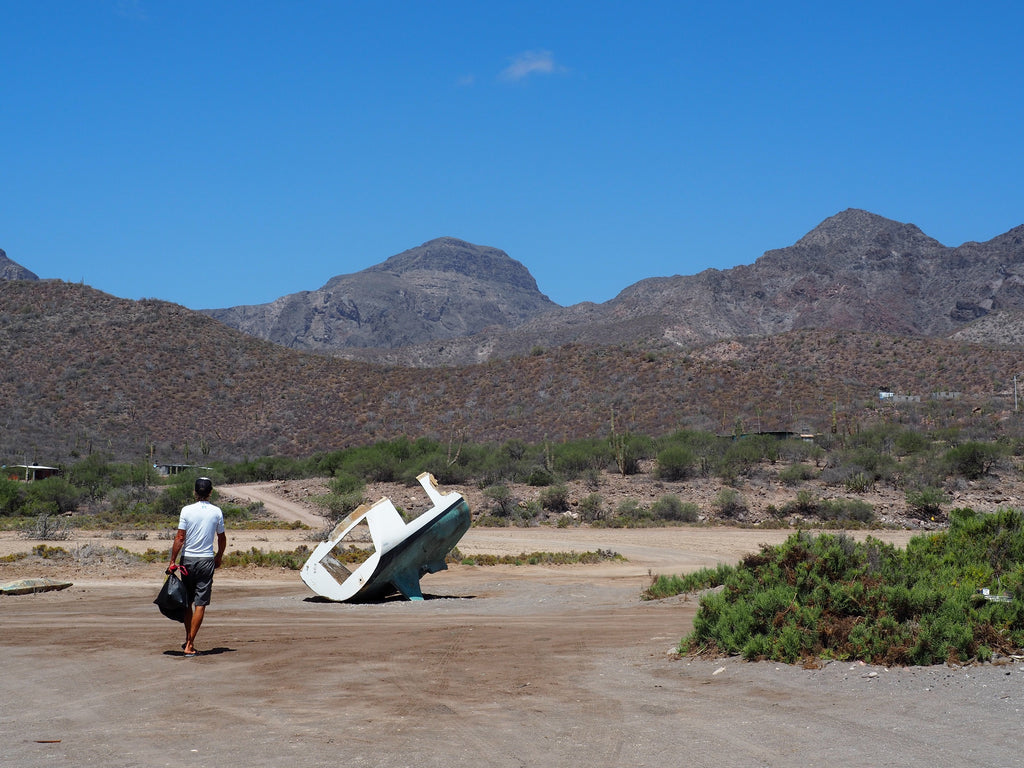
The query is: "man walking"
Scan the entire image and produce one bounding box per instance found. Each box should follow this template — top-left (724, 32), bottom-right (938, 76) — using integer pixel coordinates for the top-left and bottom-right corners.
top-left (168, 477), bottom-right (226, 657)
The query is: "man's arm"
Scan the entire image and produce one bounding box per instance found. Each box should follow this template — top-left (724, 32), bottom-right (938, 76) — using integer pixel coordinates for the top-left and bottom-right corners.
top-left (168, 529), bottom-right (185, 571)
top-left (214, 531), bottom-right (227, 569)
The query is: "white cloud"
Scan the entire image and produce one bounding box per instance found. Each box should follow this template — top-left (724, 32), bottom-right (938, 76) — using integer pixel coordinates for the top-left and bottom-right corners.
top-left (500, 50), bottom-right (565, 82)
top-left (115, 0), bottom-right (148, 20)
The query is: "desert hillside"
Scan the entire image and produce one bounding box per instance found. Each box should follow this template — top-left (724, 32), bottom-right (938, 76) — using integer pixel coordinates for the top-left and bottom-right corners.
top-left (3, 276), bottom-right (1023, 464)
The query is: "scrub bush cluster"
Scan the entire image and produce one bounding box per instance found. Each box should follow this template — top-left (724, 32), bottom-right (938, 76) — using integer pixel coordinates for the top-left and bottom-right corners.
top-left (1, 423), bottom-right (1015, 531)
top-left (649, 509), bottom-right (1024, 665)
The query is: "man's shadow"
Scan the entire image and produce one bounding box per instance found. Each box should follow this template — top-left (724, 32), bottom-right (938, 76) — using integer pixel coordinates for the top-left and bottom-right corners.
top-left (163, 647), bottom-right (237, 657)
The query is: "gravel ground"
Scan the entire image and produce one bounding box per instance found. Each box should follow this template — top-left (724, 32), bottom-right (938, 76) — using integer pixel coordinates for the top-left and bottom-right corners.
top-left (2, 520), bottom-right (1021, 768)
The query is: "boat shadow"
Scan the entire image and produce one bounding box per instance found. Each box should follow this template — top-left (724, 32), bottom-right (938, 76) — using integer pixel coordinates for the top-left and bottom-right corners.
top-left (303, 593), bottom-right (476, 604)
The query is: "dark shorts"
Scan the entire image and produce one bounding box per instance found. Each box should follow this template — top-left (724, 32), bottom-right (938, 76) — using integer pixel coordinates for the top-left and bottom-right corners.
top-left (181, 558), bottom-right (216, 607)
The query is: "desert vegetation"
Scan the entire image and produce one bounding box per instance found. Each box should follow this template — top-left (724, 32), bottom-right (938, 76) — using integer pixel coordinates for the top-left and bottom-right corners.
top-left (0, 464), bottom-right (273, 531)
top-left (3, 421), bottom-right (1022, 533)
top-left (646, 509), bottom-right (1024, 666)
top-left (2, 540), bottom-right (621, 572)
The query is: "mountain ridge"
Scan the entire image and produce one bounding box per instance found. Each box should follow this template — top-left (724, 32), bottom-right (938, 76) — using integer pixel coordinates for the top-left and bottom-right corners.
top-left (200, 209), bottom-right (1024, 364)
top-left (201, 237), bottom-right (559, 352)
top-left (8, 210), bottom-right (1024, 362)
top-left (0, 249), bottom-right (39, 281)
top-left (7, 209), bottom-right (1024, 368)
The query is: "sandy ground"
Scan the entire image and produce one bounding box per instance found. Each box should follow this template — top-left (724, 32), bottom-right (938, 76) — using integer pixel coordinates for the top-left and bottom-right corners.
top-left (2, 494), bottom-right (1022, 767)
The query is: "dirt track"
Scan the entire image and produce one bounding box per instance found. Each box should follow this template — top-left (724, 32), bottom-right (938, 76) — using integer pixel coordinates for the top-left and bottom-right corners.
top-left (220, 482), bottom-right (330, 529)
top-left (2, 525), bottom-right (1022, 768)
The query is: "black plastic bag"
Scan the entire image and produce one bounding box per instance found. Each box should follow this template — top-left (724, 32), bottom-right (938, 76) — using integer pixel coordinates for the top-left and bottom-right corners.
top-left (154, 567), bottom-right (188, 623)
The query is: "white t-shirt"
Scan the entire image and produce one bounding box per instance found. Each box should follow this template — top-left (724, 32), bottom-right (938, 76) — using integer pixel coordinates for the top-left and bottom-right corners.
top-left (177, 500), bottom-right (226, 559)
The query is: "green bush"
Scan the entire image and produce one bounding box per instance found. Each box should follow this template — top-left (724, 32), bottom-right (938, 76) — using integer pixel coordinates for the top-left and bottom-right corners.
top-left (905, 486), bottom-right (949, 518)
top-left (526, 467), bottom-right (555, 487)
top-left (482, 485), bottom-right (517, 517)
top-left (609, 439), bottom-right (639, 475)
top-left (503, 439), bottom-right (527, 461)
top-left (820, 461), bottom-right (878, 492)
top-left (818, 498), bottom-right (874, 524)
top-left (335, 442), bottom-right (401, 483)
top-left (151, 477), bottom-right (198, 520)
top-left (0, 479), bottom-right (25, 516)
top-left (945, 442), bottom-right (1002, 480)
top-left (538, 484), bottom-right (569, 512)
top-left (843, 472), bottom-right (873, 493)
top-left (609, 431), bottom-right (653, 476)
top-left (848, 446), bottom-right (897, 481)
top-left (712, 488), bottom-right (747, 518)
top-left (518, 499), bottom-right (542, 523)
top-left (329, 472), bottom-right (364, 495)
top-left (321, 490), bottom-right (365, 523)
top-left (894, 430), bottom-right (929, 457)
top-left (25, 477), bottom-right (82, 515)
top-left (897, 451), bottom-right (947, 491)
top-left (716, 435), bottom-right (780, 478)
top-left (473, 449), bottom-right (520, 488)
top-left (611, 498), bottom-right (647, 524)
top-left (221, 546), bottom-right (316, 570)
top-left (782, 489), bottom-right (819, 516)
top-left (457, 549), bottom-right (622, 567)
top-left (577, 493), bottom-right (604, 522)
top-left (778, 439), bottom-right (825, 464)
top-left (473, 513), bottom-right (510, 528)
top-left (778, 464), bottom-right (816, 487)
top-left (657, 514), bottom-right (1024, 665)
top-left (552, 440), bottom-right (611, 478)
top-left (650, 494), bottom-right (699, 522)
top-left (222, 455), bottom-right (310, 482)
top-left (9, 427), bottom-right (997, 533)
top-left (656, 446), bottom-right (696, 482)
top-left (644, 563), bottom-right (733, 599)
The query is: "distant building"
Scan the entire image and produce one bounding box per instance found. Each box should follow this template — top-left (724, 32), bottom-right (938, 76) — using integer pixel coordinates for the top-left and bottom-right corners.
top-left (879, 392), bottom-right (921, 403)
top-left (5, 464), bottom-right (61, 482)
top-left (154, 463), bottom-right (212, 477)
top-left (729, 431), bottom-right (818, 442)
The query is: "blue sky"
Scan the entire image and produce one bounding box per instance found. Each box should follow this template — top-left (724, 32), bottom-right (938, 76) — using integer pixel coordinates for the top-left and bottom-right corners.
top-left (3, 1), bottom-right (1023, 310)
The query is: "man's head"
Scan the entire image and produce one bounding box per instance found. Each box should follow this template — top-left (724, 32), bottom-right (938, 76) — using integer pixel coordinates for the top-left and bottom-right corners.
top-left (194, 477), bottom-right (214, 500)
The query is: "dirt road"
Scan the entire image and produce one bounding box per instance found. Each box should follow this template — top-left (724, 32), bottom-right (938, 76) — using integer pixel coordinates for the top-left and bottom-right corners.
top-left (2, 526), bottom-right (1020, 768)
top-left (222, 482), bottom-right (329, 528)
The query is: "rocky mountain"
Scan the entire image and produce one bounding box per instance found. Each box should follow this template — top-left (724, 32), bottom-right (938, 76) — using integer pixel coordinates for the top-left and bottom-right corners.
top-left (11, 209), bottom-right (1020, 368)
top-left (949, 310), bottom-right (1024, 346)
top-left (196, 210), bottom-right (1024, 367)
top-left (610, 208), bottom-right (1024, 343)
top-left (0, 249), bottom-right (39, 281)
top-left (202, 237), bottom-right (559, 352)
top-left (350, 210), bottom-right (1024, 366)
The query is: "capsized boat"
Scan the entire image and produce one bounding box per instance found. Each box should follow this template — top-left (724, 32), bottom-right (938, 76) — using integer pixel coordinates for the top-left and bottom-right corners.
top-left (300, 472), bottom-right (470, 602)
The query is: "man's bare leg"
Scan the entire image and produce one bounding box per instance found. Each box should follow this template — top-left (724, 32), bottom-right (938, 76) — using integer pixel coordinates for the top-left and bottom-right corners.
top-left (183, 605), bottom-right (206, 655)
top-left (183, 604), bottom-right (192, 650)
